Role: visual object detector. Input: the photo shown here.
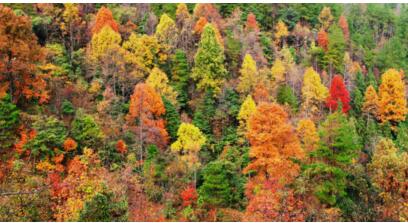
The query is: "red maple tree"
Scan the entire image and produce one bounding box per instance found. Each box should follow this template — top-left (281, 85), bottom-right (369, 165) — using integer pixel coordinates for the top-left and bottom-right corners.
top-left (326, 75), bottom-right (351, 113)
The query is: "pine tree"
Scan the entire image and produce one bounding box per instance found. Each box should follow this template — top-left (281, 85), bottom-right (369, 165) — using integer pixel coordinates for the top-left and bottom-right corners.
top-left (193, 89), bottom-right (216, 135)
top-left (277, 84), bottom-right (299, 112)
top-left (191, 23), bottom-right (227, 95)
top-left (325, 25), bottom-right (346, 74)
top-left (171, 50), bottom-right (190, 109)
top-left (162, 96), bottom-right (181, 141)
top-left (71, 110), bottom-right (104, 149)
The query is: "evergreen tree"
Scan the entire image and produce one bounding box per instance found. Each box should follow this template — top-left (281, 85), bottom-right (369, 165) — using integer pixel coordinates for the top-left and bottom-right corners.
top-left (162, 96), bottom-right (181, 141)
top-left (0, 95), bottom-right (19, 151)
top-left (71, 110), bottom-right (104, 149)
top-left (325, 24), bottom-right (346, 74)
top-left (79, 191), bottom-right (128, 222)
top-left (277, 84), bottom-right (298, 112)
top-left (193, 89), bottom-right (216, 136)
top-left (171, 50), bottom-right (190, 109)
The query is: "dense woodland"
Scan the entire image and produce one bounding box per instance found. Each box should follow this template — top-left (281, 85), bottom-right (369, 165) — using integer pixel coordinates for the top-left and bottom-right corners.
top-left (0, 3), bottom-right (408, 221)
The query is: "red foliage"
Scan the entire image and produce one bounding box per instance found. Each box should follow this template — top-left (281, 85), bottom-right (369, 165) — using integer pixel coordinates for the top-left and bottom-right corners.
top-left (193, 3), bottom-right (223, 28)
top-left (92, 6), bottom-right (119, 34)
top-left (116, 139), bottom-right (128, 154)
top-left (48, 172), bottom-right (63, 197)
top-left (245, 13), bottom-right (259, 32)
top-left (317, 28), bottom-right (329, 51)
top-left (180, 185), bottom-right (198, 207)
top-left (338, 15), bottom-right (349, 41)
top-left (326, 75), bottom-right (351, 113)
top-left (194, 17), bottom-right (208, 34)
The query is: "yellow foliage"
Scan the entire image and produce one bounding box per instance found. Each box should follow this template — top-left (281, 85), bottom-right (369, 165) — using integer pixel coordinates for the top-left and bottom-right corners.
top-left (36, 159), bottom-right (55, 172)
top-left (296, 119), bottom-right (319, 153)
top-left (155, 13), bottom-right (177, 46)
top-left (362, 85), bottom-right (378, 117)
top-left (301, 67), bottom-right (328, 114)
top-left (271, 58), bottom-right (286, 84)
top-left (237, 95), bottom-right (257, 135)
top-left (237, 54), bottom-right (258, 95)
top-left (274, 20), bottom-right (289, 42)
top-left (319, 6), bottom-right (334, 30)
top-left (90, 26), bottom-right (121, 61)
top-left (377, 69), bottom-right (407, 124)
top-left (146, 67), bottom-right (178, 105)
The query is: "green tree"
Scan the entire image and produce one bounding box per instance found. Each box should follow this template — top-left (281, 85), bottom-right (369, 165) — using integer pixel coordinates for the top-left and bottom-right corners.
top-left (162, 96), bottom-right (181, 141)
top-left (193, 89), bottom-right (216, 136)
top-left (0, 95), bottom-right (19, 151)
top-left (325, 24), bottom-right (346, 75)
top-left (71, 110), bottom-right (104, 149)
top-left (277, 84), bottom-right (298, 112)
top-left (79, 191), bottom-right (128, 222)
top-left (198, 159), bottom-right (244, 208)
top-left (171, 50), bottom-right (190, 109)
top-left (191, 23), bottom-right (227, 95)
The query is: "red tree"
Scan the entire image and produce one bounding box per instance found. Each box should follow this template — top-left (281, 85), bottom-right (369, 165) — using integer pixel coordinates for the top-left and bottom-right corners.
top-left (245, 13), bottom-right (259, 32)
top-left (92, 6), bottom-right (119, 34)
top-left (317, 28), bottom-right (329, 51)
top-left (326, 75), bottom-right (351, 113)
top-left (338, 15), bottom-right (349, 41)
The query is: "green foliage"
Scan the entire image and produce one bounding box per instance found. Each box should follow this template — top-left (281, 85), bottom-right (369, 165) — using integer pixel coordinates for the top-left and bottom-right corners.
top-left (0, 95), bottom-right (19, 151)
top-left (163, 96), bottom-right (181, 141)
top-left (71, 110), bottom-right (104, 149)
top-left (61, 99), bottom-right (75, 115)
top-left (396, 122), bottom-right (408, 152)
top-left (79, 191), bottom-right (128, 222)
top-left (325, 24), bottom-right (346, 74)
top-left (26, 116), bottom-right (68, 158)
top-left (171, 50), bottom-right (190, 109)
top-left (193, 89), bottom-right (216, 136)
top-left (198, 159), bottom-right (244, 208)
top-left (277, 84), bottom-right (298, 112)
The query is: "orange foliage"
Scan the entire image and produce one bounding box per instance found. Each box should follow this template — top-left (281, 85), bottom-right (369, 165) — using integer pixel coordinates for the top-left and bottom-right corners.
top-left (63, 138), bottom-right (77, 152)
top-left (14, 126), bottom-right (36, 155)
top-left (116, 139), bottom-right (128, 154)
top-left (252, 83), bottom-right (270, 104)
top-left (92, 6), bottom-right (119, 34)
top-left (245, 13), bottom-right (259, 32)
top-left (180, 185), bottom-right (198, 207)
top-left (194, 17), bottom-right (208, 34)
top-left (317, 28), bottom-right (329, 51)
top-left (338, 15), bottom-right (349, 41)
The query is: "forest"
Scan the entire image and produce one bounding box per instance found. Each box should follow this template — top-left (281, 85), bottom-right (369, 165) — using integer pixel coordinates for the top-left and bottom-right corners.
top-left (0, 3), bottom-right (407, 222)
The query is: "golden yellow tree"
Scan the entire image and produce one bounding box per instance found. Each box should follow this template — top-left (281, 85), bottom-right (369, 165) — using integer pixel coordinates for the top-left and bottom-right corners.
top-left (237, 95), bottom-right (257, 136)
top-left (296, 119), bottom-right (319, 154)
top-left (271, 58), bottom-right (286, 84)
top-left (377, 69), bottom-right (407, 124)
top-left (90, 26), bottom-right (121, 61)
top-left (274, 20), bottom-right (289, 46)
top-left (146, 67), bottom-right (178, 105)
top-left (319, 6), bottom-right (334, 30)
top-left (362, 85), bottom-right (379, 117)
top-left (301, 67), bottom-right (328, 115)
top-left (155, 13), bottom-right (177, 50)
top-left (237, 54), bottom-right (258, 96)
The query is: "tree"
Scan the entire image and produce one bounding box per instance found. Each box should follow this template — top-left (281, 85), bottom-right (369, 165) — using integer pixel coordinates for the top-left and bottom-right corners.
top-left (171, 50), bottom-right (190, 108)
top-left (318, 6), bottom-right (333, 30)
top-left (245, 13), bottom-right (259, 32)
top-left (171, 123), bottom-right (206, 185)
top-left (198, 159), bottom-right (244, 208)
top-left (301, 67), bottom-right (328, 115)
top-left (71, 110), bottom-right (104, 149)
top-left (274, 20), bottom-right (289, 46)
top-left (271, 58), bottom-right (286, 84)
top-left (362, 85), bottom-right (379, 117)
top-left (146, 67), bottom-right (178, 106)
top-left (305, 112), bottom-right (361, 207)
top-left (244, 103), bottom-right (304, 186)
top-left (317, 28), bottom-right (329, 51)
top-left (191, 23), bottom-right (227, 95)
top-left (26, 116), bottom-right (68, 159)
top-left (126, 83), bottom-right (168, 152)
top-left (90, 25), bottom-right (122, 61)
top-left (377, 69), bottom-right (407, 125)
top-left (368, 138), bottom-right (408, 221)
top-left (0, 5), bottom-right (48, 104)
top-left (237, 54), bottom-right (258, 96)
top-left (277, 84), bottom-right (298, 112)
top-left (326, 75), bottom-right (351, 113)
top-left (193, 89), bottom-right (216, 135)
top-left (296, 119), bottom-right (319, 153)
top-left (155, 13), bottom-right (177, 49)
top-left (338, 15), bottom-right (349, 41)
top-left (237, 95), bottom-right (257, 136)
top-left (79, 191), bottom-right (128, 222)
top-left (0, 95), bottom-right (19, 151)
top-left (162, 96), bottom-right (181, 141)
top-left (92, 6), bottom-right (119, 34)
top-left (325, 25), bottom-right (346, 74)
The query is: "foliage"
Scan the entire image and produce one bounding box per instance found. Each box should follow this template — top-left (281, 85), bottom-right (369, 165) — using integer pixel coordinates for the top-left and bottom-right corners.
top-left (326, 75), bottom-right (350, 113)
top-left (71, 110), bottom-right (104, 149)
top-left (0, 95), bottom-right (19, 150)
top-left (301, 67), bottom-right (328, 114)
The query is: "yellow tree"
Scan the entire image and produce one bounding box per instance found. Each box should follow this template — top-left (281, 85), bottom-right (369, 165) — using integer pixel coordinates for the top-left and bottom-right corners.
top-left (296, 119), bottom-right (319, 154)
top-left (301, 67), bottom-right (328, 115)
top-left (237, 54), bottom-right (258, 96)
top-left (319, 6), bottom-right (334, 30)
top-left (271, 58), bottom-right (286, 84)
top-left (237, 95), bottom-right (257, 136)
top-left (146, 67), bottom-right (178, 105)
top-left (90, 26), bottom-right (121, 61)
top-left (362, 85), bottom-right (379, 118)
top-left (171, 123), bottom-right (206, 186)
top-left (377, 69), bottom-right (407, 124)
top-left (155, 13), bottom-right (177, 51)
top-left (274, 20), bottom-right (289, 46)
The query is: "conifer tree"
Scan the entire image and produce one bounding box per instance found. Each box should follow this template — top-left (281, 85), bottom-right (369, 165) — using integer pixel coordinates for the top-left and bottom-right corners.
top-left (0, 95), bottom-right (19, 151)
top-left (171, 50), bottom-right (190, 109)
top-left (162, 96), bottom-right (181, 141)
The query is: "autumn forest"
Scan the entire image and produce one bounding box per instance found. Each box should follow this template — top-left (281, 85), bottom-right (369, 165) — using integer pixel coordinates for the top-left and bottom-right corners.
top-left (0, 3), bottom-right (407, 222)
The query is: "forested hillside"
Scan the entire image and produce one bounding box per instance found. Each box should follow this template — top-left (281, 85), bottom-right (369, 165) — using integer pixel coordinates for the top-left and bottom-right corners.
top-left (0, 3), bottom-right (407, 221)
